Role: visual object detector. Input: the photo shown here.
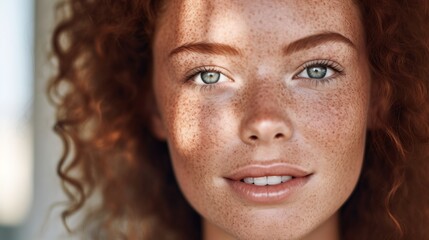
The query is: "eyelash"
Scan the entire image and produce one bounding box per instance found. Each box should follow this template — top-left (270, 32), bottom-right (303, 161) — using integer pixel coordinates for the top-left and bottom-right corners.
top-left (295, 59), bottom-right (345, 85)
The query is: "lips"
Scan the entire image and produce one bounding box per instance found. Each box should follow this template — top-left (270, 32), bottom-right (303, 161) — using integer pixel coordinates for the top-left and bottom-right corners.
top-left (225, 163), bottom-right (312, 204)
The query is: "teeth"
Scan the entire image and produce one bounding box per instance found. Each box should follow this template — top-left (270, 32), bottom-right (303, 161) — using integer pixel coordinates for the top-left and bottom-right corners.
top-left (242, 176), bottom-right (293, 186)
top-left (254, 177), bottom-right (267, 186)
top-left (267, 176), bottom-right (282, 185)
top-left (243, 177), bottom-right (254, 184)
top-left (281, 176), bottom-right (292, 182)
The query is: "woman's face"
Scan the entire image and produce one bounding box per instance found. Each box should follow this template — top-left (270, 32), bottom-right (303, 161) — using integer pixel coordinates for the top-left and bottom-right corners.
top-left (152, 0), bottom-right (370, 239)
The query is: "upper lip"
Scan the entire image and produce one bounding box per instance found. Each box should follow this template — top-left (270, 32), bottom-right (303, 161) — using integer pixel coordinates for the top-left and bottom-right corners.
top-left (225, 163), bottom-right (312, 181)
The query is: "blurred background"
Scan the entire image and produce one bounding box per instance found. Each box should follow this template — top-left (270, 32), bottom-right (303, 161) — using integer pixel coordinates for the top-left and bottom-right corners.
top-left (0, 0), bottom-right (69, 239)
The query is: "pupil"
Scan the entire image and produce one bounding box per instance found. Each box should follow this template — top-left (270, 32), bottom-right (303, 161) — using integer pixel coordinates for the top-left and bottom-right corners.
top-left (307, 66), bottom-right (327, 79)
top-left (201, 71), bottom-right (220, 84)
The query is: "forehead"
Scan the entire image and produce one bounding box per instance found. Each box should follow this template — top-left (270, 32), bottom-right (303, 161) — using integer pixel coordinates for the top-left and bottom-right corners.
top-left (155, 0), bottom-right (364, 52)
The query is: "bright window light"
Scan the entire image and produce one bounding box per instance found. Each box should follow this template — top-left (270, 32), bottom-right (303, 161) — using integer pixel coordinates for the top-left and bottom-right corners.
top-left (0, 0), bottom-right (33, 226)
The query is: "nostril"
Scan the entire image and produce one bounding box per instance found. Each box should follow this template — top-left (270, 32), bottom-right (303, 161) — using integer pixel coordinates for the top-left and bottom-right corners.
top-left (274, 133), bottom-right (284, 139)
top-left (249, 135), bottom-right (258, 141)
top-left (241, 119), bottom-right (292, 144)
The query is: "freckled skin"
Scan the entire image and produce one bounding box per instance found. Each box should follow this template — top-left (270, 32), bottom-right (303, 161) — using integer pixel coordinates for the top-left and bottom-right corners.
top-left (152, 0), bottom-right (370, 239)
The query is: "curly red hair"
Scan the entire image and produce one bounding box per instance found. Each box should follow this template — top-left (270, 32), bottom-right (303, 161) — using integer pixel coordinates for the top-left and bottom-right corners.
top-left (49, 0), bottom-right (429, 239)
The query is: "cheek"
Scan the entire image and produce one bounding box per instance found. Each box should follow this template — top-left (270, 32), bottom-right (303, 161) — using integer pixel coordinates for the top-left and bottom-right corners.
top-left (164, 91), bottom-right (235, 157)
top-left (295, 80), bottom-right (369, 198)
top-left (299, 89), bottom-right (368, 153)
top-left (160, 88), bottom-right (237, 194)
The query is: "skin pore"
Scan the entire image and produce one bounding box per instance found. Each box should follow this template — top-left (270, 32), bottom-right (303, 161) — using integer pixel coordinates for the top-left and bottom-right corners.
top-left (151, 0), bottom-right (370, 239)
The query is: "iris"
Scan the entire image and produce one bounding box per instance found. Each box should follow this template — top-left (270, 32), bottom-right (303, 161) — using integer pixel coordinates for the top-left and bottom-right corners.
top-left (201, 72), bottom-right (220, 84)
top-left (307, 66), bottom-right (327, 79)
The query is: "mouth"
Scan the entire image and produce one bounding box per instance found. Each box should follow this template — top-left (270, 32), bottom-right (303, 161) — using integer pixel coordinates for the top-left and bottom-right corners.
top-left (225, 163), bottom-right (312, 204)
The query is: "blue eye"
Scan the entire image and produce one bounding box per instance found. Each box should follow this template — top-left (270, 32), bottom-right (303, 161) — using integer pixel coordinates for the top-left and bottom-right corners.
top-left (201, 71), bottom-right (221, 84)
top-left (307, 66), bottom-right (327, 79)
top-left (295, 60), bottom-right (343, 81)
top-left (297, 65), bottom-right (335, 79)
top-left (192, 70), bottom-right (229, 85)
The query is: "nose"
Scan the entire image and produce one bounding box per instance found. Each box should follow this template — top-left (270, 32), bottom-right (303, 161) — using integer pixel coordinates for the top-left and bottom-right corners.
top-left (240, 113), bottom-right (293, 145)
top-left (239, 86), bottom-right (293, 145)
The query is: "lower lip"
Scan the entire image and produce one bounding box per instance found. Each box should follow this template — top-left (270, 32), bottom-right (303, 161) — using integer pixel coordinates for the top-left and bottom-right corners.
top-left (226, 176), bottom-right (311, 204)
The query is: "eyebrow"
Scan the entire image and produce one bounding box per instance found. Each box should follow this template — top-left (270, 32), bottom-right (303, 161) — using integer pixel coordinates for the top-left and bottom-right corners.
top-left (169, 42), bottom-right (241, 57)
top-left (284, 32), bottom-right (356, 55)
top-left (169, 32), bottom-right (356, 58)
